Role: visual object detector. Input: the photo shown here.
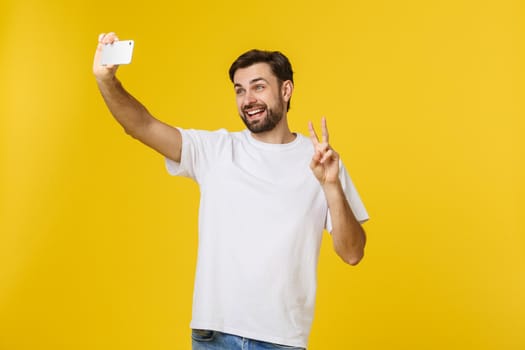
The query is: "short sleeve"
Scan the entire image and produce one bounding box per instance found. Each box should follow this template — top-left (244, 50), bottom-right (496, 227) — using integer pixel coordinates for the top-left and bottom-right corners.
top-left (165, 128), bottom-right (229, 183)
top-left (165, 128), bottom-right (195, 178)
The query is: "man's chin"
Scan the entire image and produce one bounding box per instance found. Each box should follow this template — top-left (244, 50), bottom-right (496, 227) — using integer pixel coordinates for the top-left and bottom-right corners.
top-left (244, 120), bottom-right (267, 133)
top-left (242, 117), bottom-right (261, 131)
top-left (250, 124), bottom-right (277, 134)
top-left (241, 113), bottom-right (281, 133)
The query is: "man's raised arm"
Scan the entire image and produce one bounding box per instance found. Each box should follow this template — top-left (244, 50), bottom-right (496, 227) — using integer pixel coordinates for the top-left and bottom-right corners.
top-left (308, 118), bottom-right (366, 265)
top-left (93, 32), bottom-right (182, 163)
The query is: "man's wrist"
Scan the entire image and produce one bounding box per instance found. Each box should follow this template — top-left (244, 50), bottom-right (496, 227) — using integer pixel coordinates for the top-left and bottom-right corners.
top-left (96, 73), bottom-right (118, 85)
top-left (321, 179), bottom-right (344, 197)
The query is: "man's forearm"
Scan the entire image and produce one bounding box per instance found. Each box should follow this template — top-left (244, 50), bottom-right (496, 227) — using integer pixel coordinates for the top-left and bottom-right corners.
top-left (323, 181), bottom-right (366, 265)
top-left (97, 76), bottom-right (153, 139)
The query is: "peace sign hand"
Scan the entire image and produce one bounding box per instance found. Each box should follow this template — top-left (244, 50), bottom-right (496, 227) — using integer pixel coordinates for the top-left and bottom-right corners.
top-left (308, 117), bottom-right (340, 185)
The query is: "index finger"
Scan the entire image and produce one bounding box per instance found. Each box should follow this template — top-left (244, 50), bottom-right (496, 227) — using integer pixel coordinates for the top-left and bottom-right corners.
top-left (100, 32), bottom-right (119, 45)
top-left (321, 116), bottom-right (329, 143)
top-left (308, 121), bottom-right (320, 145)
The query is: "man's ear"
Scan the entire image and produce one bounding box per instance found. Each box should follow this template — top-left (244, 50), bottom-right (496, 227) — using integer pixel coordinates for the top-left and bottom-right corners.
top-left (281, 80), bottom-right (294, 103)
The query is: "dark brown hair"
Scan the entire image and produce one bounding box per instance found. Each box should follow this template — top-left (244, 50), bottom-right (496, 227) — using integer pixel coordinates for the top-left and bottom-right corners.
top-left (229, 49), bottom-right (294, 110)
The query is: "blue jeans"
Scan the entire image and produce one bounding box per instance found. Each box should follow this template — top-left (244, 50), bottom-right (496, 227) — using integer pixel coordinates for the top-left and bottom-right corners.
top-left (191, 329), bottom-right (305, 350)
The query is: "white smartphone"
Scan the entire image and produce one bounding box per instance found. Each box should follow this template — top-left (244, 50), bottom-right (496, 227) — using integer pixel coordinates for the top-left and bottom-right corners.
top-left (100, 40), bottom-right (134, 65)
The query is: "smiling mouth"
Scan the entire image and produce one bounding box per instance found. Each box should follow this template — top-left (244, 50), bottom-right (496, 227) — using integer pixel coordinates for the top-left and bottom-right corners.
top-left (244, 107), bottom-right (266, 119)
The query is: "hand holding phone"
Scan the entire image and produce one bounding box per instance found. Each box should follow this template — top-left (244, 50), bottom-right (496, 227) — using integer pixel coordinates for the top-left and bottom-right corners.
top-left (100, 40), bottom-right (134, 65)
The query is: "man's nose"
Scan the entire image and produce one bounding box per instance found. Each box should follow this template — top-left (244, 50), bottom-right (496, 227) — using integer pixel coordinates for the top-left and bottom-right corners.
top-left (243, 91), bottom-right (257, 105)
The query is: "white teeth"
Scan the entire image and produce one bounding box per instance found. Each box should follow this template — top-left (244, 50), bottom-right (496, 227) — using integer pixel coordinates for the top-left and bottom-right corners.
top-left (247, 108), bottom-right (264, 116)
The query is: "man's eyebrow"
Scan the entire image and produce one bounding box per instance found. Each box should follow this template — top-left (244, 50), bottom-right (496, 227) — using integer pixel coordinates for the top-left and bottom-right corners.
top-left (249, 77), bottom-right (268, 85)
top-left (233, 77), bottom-right (269, 88)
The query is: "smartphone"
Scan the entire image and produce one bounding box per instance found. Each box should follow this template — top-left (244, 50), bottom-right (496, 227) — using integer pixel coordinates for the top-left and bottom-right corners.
top-left (100, 40), bottom-right (134, 65)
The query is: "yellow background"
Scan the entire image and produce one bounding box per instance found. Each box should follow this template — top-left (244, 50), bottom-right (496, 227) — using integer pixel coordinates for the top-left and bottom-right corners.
top-left (1, 0), bottom-right (524, 349)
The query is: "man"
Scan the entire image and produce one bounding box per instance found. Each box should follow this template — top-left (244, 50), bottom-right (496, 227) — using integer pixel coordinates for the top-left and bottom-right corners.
top-left (93, 32), bottom-right (369, 349)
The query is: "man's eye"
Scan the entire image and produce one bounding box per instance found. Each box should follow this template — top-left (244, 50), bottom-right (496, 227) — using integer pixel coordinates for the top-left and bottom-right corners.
top-left (255, 85), bottom-right (264, 91)
top-left (235, 89), bottom-right (244, 95)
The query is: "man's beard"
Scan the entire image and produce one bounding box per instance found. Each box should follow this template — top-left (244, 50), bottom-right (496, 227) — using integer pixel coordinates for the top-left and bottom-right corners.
top-left (240, 99), bottom-right (285, 134)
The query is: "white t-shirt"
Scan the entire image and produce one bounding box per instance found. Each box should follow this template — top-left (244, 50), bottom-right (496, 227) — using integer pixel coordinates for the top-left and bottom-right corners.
top-left (165, 128), bottom-right (368, 347)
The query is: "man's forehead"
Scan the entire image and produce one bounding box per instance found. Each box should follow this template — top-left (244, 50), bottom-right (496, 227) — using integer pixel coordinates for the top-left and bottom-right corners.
top-left (233, 63), bottom-right (276, 85)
